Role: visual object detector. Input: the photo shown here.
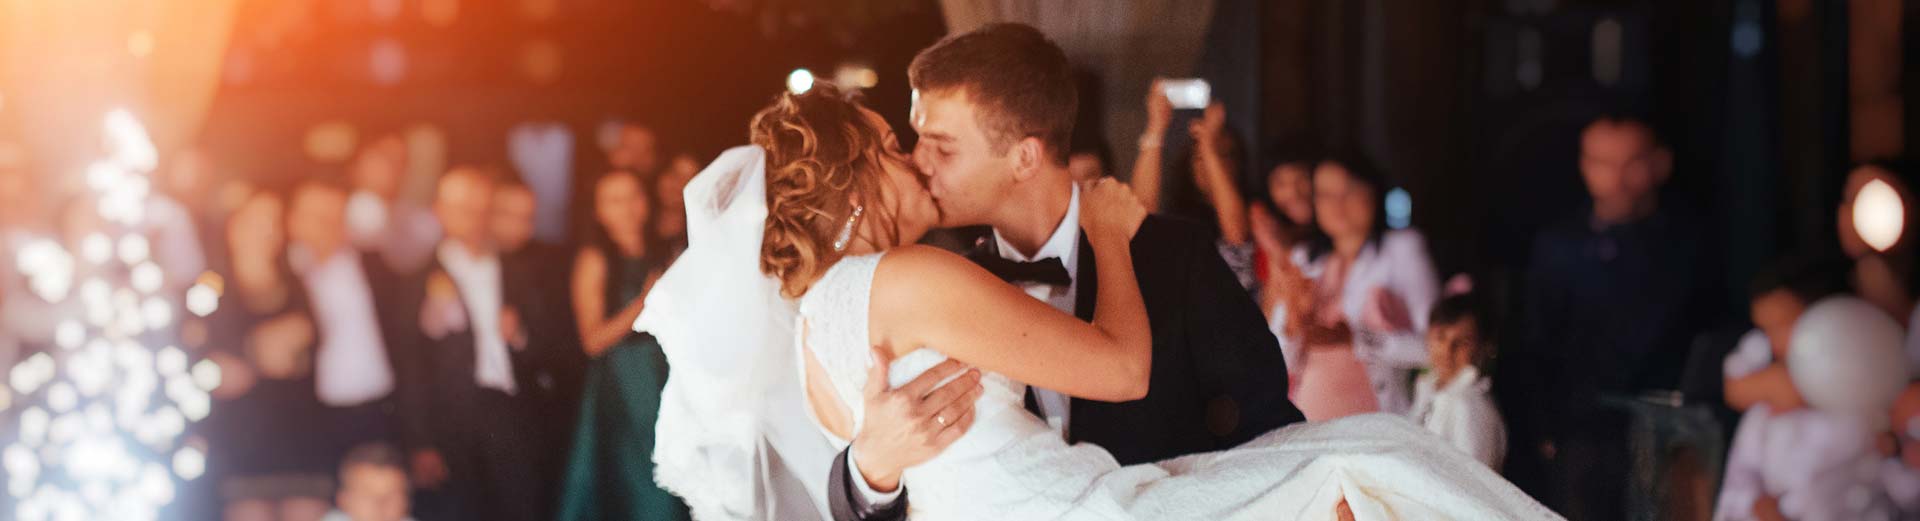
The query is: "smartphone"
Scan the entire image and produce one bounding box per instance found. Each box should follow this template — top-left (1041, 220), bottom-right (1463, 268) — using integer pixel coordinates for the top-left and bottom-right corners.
top-left (1161, 78), bottom-right (1211, 110)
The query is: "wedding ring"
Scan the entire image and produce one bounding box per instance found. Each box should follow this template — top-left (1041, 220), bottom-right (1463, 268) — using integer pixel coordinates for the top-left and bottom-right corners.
top-left (936, 415), bottom-right (947, 427)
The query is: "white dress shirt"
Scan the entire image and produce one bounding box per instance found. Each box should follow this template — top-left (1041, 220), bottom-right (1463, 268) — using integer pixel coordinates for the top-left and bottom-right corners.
top-left (1409, 366), bottom-right (1506, 469)
top-left (437, 242), bottom-right (517, 394)
top-left (991, 185), bottom-right (1082, 437)
top-left (1271, 229), bottom-right (1440, 415)
top-left (297, 247), bottom-right (396, 407)
top-left (1714, 403), bottom-right (1895, 521)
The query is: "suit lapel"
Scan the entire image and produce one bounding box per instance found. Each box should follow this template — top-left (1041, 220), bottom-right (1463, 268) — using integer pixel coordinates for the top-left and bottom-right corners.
top-left (1073, 232), bottom-right (1097, 322)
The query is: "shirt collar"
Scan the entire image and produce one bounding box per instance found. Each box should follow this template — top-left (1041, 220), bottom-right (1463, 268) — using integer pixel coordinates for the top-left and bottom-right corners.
top-left (290, 243), bottom-right (356, 276)
top-left (437, 240), bottom-right (498, 271)
top-left (1442, 366), bottom-right (1486, 393)
top-left (991, 184), bottom-right (1081, 274)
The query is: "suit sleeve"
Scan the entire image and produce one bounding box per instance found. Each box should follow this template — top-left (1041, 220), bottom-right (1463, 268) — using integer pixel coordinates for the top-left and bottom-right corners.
top-left (1172, 224), bottom-right (1306, 445)
top-left (373, 261), bottom-right (438, 452)
top-left (826, 446), bottom-right (908, 521)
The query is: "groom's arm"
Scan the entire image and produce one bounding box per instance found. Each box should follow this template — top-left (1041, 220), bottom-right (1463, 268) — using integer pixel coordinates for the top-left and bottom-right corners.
top-left (1167, 222), bottom-right (1305, 445)
top-left (828, 447), bottom-right (909, 521)
top-left (826, 351), bottom-right (980, 521)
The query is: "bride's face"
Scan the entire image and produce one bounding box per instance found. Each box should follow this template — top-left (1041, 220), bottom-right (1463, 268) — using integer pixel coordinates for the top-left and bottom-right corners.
top-left (859, 107), bottom-right (940, 246)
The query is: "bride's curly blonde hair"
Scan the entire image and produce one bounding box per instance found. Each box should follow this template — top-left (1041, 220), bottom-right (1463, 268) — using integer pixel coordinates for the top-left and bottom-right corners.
top-left (752, 84), bottom-right (901, 298)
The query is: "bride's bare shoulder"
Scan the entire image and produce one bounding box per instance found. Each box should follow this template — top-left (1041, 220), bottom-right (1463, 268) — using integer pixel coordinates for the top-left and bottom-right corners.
top-left (871, 244), bottom-right (1007, 304)
top-left (874, 244), bottom-right (980, 284)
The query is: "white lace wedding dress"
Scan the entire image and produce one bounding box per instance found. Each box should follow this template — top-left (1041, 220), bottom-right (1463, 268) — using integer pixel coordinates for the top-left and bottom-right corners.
top-left (796, 253), bottom-right (1561, 521)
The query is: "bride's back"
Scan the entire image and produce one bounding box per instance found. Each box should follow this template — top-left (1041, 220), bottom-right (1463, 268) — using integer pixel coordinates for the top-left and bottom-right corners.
top-left (797, 251), bottom-right (1140, 520)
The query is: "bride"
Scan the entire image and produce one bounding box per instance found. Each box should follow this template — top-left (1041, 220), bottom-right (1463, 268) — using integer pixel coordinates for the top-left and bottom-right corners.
top-left (640, 86), bottom-right (1560, 521)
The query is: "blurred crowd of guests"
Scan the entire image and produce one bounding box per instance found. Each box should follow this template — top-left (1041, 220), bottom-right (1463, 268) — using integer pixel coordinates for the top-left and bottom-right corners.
top-left (1114, 76), bottom-right (1920, 521)
top-left (0, 121), bottom-right (699, 521)
top-left (2, 73), bottom-right (1919, 521)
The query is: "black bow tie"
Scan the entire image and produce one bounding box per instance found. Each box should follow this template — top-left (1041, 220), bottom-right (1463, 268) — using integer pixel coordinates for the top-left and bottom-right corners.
top-left (971, 254), bottom-right (1072, 287)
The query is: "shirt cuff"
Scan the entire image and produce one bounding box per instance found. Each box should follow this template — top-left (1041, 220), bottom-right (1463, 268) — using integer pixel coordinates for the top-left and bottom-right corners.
top-left (846, 446), bottom-right (902, 506)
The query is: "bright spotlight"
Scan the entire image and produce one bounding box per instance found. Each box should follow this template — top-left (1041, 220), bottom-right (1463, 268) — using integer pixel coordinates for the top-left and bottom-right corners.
top-left (1855, 179), bottom-right (1906, 252)
top-left (787, 68), bottom-right (815, 95)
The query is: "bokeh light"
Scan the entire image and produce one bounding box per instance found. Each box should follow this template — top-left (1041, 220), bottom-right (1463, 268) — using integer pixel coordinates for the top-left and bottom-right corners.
top-left (6, 110), bottom-right (209, 520)
top-left (788, 69), bottom-right (815, 95)
top-left (1854, 179), bottom-right (1906, 252)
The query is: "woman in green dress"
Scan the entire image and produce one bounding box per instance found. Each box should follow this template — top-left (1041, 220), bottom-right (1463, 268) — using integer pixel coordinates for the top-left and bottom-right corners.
top-left (557, 169), bottom-right (690, 521)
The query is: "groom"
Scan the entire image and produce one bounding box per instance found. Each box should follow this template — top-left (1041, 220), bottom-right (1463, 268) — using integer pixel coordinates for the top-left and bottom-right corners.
top-left (825, 23), bottom-right (1304, 520)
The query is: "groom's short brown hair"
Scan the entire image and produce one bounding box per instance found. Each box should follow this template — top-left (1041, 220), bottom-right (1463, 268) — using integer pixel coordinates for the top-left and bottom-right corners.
top-left (910, 23), bottom-right (1077, 165)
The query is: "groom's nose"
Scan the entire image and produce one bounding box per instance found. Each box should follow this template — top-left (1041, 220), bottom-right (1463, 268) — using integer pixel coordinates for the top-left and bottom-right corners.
top-left (911, 144), bottom-right (934, 179)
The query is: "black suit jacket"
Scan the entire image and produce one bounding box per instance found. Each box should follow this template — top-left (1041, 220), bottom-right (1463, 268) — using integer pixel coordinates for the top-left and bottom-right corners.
top-left (396, 251), bottom-right (557, 452)
top-left (826, 216), bottom-right (1303, 521)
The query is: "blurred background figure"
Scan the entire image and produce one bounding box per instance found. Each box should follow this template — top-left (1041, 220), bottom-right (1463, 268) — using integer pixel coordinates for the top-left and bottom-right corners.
top-left (0, 1), bottom-right (1915, 520)
top-left (652, 154), bottom-right (699, 263)
top-left (1511, 117), bottom-right (1713, 521)
top-left (346, 136), bottom-right (441, 276)
top-left (1269, 154), bottom-right (1439, 420)
top-left (1412, 290), bottom-right (1506, 470)
top-left (323, 443), bottom-right (417, 521)
top-left (557, 169), bottom-right (687, 521)
top-left (407, 167), bottom-right (554, 521)
top-left (205, 186), bottom-right (333, 521)
top-left (1249, 152), bottom-right (1316, 320)
top-left (491, 175), bottom-right (588, 507)
top-left (605, 123), bottom-right (662, 178)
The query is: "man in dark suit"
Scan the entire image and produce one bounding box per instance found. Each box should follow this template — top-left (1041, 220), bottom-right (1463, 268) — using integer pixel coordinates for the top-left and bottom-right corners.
top-left (492, 176), bottom-right (586, 417)
top-left (403, 167), bottom-right (554, 521)
top-left (825, 23), bottom-right (1304, 521)
top-left (284, 178), bottom-right (422, 475)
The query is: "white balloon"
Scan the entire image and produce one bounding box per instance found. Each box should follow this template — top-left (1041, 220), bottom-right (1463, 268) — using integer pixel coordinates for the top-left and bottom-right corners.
top-left (1789, 296), bottom-right (1911, 430)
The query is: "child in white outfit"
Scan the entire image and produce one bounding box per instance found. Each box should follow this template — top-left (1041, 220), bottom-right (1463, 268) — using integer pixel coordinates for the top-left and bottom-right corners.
top-left (1408, 294), bottom-right (1506, 469)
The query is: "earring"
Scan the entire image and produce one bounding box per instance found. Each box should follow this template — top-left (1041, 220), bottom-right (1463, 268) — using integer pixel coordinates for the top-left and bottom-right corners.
top-left (832, 204), bottom-right (865, 252)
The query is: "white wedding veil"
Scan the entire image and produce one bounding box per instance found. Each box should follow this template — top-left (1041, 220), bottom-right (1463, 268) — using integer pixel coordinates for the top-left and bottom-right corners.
top-left (636, 145), bottom-right (834, 520)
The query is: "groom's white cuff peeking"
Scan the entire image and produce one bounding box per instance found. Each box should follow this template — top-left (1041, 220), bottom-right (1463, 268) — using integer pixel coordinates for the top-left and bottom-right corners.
top-left (846, 446), bottom-right (902, 506)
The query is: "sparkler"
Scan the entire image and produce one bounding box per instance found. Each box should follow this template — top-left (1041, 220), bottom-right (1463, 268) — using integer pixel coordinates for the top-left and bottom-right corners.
top-left (5, 109), bottom-right (218, 521)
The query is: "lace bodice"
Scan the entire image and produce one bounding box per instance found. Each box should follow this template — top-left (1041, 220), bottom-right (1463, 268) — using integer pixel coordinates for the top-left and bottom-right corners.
top-left (795, 252), bottom-right (1031, 447)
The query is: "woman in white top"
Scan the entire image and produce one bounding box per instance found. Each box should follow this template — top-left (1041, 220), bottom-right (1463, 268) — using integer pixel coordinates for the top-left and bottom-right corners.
top-left (1270, 154), bottom-right (1441, 418)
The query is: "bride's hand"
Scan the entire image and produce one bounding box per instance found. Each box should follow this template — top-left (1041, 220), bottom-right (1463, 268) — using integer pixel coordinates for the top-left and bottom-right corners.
top-left (1080, 177), bottom-right (1147, 245)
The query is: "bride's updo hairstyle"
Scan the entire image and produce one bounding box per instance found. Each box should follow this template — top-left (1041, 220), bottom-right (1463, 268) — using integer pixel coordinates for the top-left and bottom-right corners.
top-left (752, 83), bottom-right (901, 298)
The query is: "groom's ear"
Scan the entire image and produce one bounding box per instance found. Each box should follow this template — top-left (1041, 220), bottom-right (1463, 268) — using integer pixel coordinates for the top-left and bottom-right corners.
top-left (1010, 137), bottom-right (1044, 182)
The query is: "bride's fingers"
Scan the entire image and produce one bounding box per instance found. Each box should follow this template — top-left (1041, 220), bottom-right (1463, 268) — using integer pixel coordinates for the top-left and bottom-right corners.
top-left (897, 359), bottom-right (970, 398)
top-left (933, 407), bottom-right (977, 443)
top-left (920, 377), bottom-right (984, 424)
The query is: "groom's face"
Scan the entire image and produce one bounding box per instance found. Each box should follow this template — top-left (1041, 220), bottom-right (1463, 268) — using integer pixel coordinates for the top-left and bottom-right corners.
top-left (911, 89), bottom-right (1016, 227)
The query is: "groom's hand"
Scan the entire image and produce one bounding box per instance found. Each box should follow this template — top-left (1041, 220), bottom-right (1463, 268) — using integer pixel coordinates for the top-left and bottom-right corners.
top-left (851, 345), bottom-right (983, 493)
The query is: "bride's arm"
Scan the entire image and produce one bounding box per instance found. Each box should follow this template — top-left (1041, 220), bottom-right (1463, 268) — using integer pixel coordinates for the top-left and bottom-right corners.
top-left (872, 179), bottom-right (1152, 402)
top-left (872, 245), bottom-right (1150, 401)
